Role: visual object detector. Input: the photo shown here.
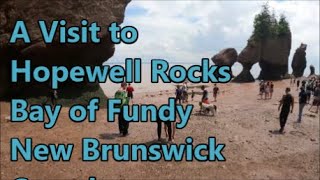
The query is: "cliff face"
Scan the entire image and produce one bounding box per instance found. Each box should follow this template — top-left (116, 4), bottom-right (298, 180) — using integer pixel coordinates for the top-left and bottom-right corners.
top-left (291, 43), bottom-right (307, 78)
top-left (0, 0), bottom-right (130, 102)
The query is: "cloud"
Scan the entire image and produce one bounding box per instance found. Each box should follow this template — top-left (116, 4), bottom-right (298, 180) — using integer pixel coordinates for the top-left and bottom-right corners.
top-left (108, 0), bottom-right (319, 76)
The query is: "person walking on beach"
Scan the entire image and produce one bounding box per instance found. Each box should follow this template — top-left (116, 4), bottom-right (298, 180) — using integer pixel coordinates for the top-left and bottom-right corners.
top-left (191, 90), bottom-right (195, 101)
top-left (126, 83), bottom-right (134, 103)
top-left (296, 79), bottom-right (300, 90)
top-left (301, 80), bottom-right (306, 90)
top-left (306, 81), bottom-right (312, 104)
top-left (157, 111), bottom-right (172, 142)
top-left (44, 89), bottom-right (58, 106)
top-left (270, 82), bottom-right (274, 99)
top-left (115, 82), bottom-right (130, 136)
top-left (201, 85), bottom-right (209, 104)
top-left (182, 82), bottom-right (188, 103)
top-left (265, 82), bottom-right (270, 99)
top-left (297, 87), bottom-right (307, 123)
top-left (175, 86), bottom-right (183, 104)
top-left (259, 81), bottom-right (265, 99)
top-left (309, 82), bottom-right (320, 113)
top-left (213, 84), bottom-right (219, 102)
top-left (278, 87), bottom-right (294, 134)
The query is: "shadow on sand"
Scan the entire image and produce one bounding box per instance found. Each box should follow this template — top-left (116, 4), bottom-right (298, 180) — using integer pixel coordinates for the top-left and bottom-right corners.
top-left (144, 139), bottom-right (168, 147)
top-left (193, 112), bottom-right (215, 117)
top-left (269, 130), bottom-right (283, 135)
top-left (99, 133), bottom-right (120, 140)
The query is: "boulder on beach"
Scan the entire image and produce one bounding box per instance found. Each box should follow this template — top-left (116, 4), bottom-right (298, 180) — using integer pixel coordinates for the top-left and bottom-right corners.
top-left (211, 48), bottom-right (238, 77)
top-left (291, 43), bottom-right (307, 78)
top-left (0, 0), bottom-right (130, 104)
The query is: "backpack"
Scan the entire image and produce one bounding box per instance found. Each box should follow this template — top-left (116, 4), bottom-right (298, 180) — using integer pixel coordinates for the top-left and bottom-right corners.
top-left (114, 90), bottom-right (128, 108)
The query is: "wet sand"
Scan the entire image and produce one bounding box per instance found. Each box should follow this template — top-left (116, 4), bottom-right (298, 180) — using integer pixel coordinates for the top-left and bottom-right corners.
top-left (1, 79), bottom-right (319, 179)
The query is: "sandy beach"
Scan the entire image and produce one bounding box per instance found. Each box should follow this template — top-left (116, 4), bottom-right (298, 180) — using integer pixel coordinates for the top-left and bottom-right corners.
top-left (0, 79), bottom-right (319, 180)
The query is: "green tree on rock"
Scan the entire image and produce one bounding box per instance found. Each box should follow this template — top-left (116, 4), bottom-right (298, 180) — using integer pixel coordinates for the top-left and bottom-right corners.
top-left (277, 14), bottom-right (290, 36)
top-left (253, 4), bottom-right (272, 40)
top-left (270, 10), bottom-right (278, 37)
top-left (252, 4), bottom-right (290, 40)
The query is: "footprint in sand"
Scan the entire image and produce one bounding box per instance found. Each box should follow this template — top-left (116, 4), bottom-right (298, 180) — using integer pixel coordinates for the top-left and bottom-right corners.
top-left (289, 131), bottom-right (306, 137)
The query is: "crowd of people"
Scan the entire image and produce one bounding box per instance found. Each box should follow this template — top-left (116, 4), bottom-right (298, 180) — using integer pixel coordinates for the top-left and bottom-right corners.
top-left (111, 76), bottom-right (319, 141)
top-left (113, 81), bottom-right (221, 142)
top-left (259, 81), bottom-right (274, 99)
top-left (175, 82), bottom-right (220, 104)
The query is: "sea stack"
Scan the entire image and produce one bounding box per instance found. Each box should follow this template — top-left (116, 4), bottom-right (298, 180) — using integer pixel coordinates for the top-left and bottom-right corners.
top-left (291, 43), bottom-right (307, 78)
top-left (234, 5), bottom-right (292, 82)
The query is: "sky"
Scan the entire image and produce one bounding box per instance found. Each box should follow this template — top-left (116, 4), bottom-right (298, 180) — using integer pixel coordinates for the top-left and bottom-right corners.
top-left (108, 0), bottom-right (319, 76)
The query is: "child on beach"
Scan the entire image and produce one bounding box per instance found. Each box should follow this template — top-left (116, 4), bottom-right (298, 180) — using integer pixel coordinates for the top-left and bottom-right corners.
top-left (126, 83), bottom-right (134, 103)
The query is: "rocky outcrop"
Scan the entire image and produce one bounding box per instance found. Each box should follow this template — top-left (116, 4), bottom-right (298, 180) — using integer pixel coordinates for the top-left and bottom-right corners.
top-left (309, 65), bottom-right (315, 77)
top-left (0, 0), bottom-right (130, 103)
top-left (257, 34), bottom-right (291, 80)
top-left (211, 48), bottom-right (238, 77)
top-left (233, 39), bottom-right (259, 82)
top-left (291, 43), bottom-right (307, 78)
top-left (233, 34), bottom-right (291, 82)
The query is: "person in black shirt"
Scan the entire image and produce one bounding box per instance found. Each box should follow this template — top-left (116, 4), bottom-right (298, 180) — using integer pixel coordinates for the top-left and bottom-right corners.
top-left (296, 79), bottom-right (300, 90)
top-left (297, 87), bottom-right (307, 123)
top-left (278, 87), bottom-right (294, 133)
top-left (175, 86), bottom-right (182, 104)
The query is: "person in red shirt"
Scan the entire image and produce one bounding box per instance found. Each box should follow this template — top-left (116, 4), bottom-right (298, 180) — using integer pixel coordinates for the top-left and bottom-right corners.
top-left (126, 83), bottom-right (134, 102)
